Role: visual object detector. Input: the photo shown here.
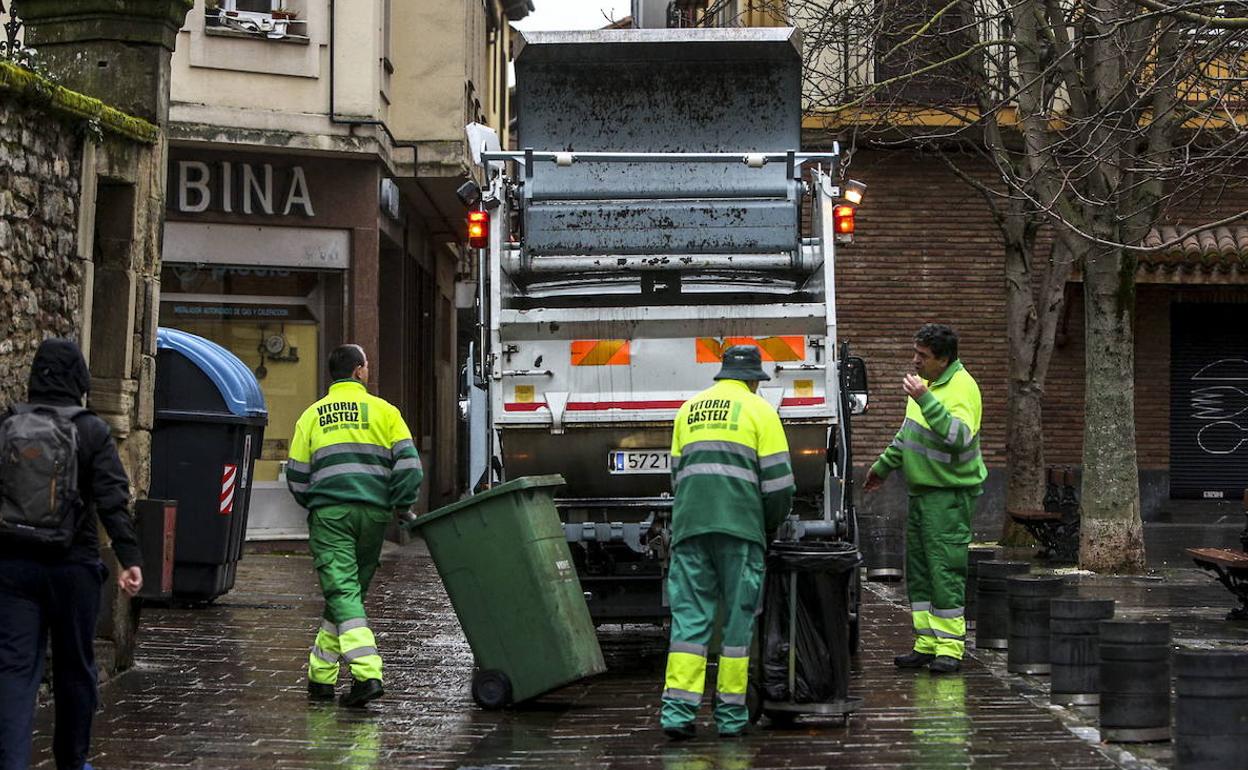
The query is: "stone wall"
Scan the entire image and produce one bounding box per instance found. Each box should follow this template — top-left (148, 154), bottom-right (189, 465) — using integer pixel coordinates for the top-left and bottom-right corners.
top-left (0, 96), bottom-right (85, 406)
top-left (0, 59), bottom-right (164, 673)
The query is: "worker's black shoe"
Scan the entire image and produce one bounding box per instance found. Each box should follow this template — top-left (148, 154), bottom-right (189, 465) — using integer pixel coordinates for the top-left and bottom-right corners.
top-left (929, 656), bottom-right (962, 674)
top-left (718, 727), bottom-right (748, 739)
top-left (663, 723), bottom-right (696, 741)
top-left (307, 681), bottom-right (336, 701)
top-left (339, 678), bottom-right (384, 708)
top-left (894, 651), bottom-right (936, 668)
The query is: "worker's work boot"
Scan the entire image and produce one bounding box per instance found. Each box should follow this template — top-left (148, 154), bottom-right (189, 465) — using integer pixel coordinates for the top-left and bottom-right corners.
top-left (307, 681), bottom-right (336, 701)
top-left (339, 678), bottom-right (384, 708)
top-left (894, 651), bottom-right (936, 668)
top-left (929, 656), bottom-right (962, 674)
top-left (663, 722), bottom-right (696, 741)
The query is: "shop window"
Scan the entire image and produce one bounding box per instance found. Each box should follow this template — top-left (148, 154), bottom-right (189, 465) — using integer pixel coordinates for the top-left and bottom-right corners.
top-left (158, 264), bottom-right (338, 483)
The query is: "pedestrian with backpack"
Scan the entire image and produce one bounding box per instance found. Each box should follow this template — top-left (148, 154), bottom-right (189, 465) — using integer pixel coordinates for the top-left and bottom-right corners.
top-left (0, 338), bottom-right (144, 770)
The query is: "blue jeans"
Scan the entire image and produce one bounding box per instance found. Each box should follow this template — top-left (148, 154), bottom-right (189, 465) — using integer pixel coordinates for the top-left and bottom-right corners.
top-left (0, 558), bottom-right (105, 770)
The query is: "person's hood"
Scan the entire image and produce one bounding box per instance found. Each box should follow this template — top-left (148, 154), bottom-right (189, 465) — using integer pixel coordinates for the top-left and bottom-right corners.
top-left (28, 338), bottom-right (91, 405)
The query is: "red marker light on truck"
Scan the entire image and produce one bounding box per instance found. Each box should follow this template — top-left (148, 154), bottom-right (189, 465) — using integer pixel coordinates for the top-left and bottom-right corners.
top-left (833, 205), bottom-right (855, 235)
top-left (467, 210), bottom-right (489, 248)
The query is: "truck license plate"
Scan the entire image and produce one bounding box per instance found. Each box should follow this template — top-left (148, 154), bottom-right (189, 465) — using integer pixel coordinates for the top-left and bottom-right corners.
top-left (608, 450), bottom-right (671, 475)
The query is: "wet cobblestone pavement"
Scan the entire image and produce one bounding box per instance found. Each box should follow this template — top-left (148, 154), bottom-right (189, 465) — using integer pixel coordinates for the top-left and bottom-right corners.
top-left (29, 540), bottom-right (1239, 769)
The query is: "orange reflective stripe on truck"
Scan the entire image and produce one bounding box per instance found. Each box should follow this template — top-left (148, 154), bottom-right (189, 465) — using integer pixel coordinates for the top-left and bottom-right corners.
top-left (571, 340), bottom-right (631, 366)
top-left (695, 336), bottom-right (805, 363)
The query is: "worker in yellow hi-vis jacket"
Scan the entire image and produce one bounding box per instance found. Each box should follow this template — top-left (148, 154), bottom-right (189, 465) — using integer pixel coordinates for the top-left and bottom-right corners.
top-left (864, 324), bottom-right (987, 675)
top-left (287, 344), bottom-right (423, 708)
top-left (661, 345), bottom-right (795, 739)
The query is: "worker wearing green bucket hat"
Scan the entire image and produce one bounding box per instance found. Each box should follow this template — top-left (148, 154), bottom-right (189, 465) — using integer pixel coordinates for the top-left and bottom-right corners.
top-left (660, 345), bottom-right (795, 739)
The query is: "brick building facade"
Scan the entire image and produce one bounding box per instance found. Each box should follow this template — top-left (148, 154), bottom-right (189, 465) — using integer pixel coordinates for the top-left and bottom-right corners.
top-left (828, 146), bottom-right (1248, 533)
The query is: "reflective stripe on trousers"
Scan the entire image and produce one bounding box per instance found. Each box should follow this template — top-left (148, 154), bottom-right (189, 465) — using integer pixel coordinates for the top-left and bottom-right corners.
top-left (715, 645), bottom-right (749, 706)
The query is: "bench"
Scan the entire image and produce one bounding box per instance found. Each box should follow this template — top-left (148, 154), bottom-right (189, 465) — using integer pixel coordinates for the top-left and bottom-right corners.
top-left (1009, 507), bottom-right (1079, 562)
top-left (1186, 489), bottom-right (1248, 620)
top-left (1188, 547), bottom-right (1248, 621)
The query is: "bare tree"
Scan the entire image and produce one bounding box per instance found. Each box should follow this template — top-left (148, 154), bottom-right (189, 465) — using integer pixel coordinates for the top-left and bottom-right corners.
top-left (784, 0), bottom-right (1248, 571)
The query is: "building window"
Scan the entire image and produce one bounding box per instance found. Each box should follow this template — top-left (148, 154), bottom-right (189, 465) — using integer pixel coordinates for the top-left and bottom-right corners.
top-left (206, 0), bottom-right (306, 40)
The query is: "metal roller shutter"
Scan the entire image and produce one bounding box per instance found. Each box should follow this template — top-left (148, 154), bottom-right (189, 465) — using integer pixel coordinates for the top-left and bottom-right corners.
top-left (1170, 303), bottom-right (1248, 499)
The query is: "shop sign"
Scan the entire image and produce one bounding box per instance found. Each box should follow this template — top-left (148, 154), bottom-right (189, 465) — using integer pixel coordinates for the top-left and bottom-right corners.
top-left (168, 303), bottom-right (315, 321)
top-left (176, 160), bottom-right (315, 217)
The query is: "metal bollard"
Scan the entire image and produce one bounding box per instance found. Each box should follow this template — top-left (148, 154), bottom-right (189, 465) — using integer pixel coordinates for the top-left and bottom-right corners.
top-left (1049, 598), bottom-right (1115, 707)
top-left (1174, 649), bottom-right (1248, 770)
top-left (1006, 574), bottom-right (1064, 674)
top-left (1099, 620), bottom-right (1171, 743)
top-left (974, 560), bottom-right (1030, 649)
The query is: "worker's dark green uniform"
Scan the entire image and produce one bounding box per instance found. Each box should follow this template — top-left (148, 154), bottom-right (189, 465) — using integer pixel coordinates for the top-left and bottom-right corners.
top-left (287, 379), bottom-right (423, 687)
top-left (661, 346), bottom-right (795, 737)
top-left (870, 360), bottom-right (986, 659)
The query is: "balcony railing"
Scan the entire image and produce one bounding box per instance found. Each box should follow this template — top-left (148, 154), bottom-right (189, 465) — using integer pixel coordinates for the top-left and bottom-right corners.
top-left (0, 0), bottom-right (32, 67)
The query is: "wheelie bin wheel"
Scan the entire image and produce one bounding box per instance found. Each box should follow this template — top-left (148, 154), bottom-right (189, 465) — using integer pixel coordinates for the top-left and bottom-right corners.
top-left (747, 678), bottom-right (763, 724)
top-left (848, 569), bottom-right (862, 655)
top-left (471, 669), bottom-right (513, 710)
top-left (764, 709), bottom-right (798, 729)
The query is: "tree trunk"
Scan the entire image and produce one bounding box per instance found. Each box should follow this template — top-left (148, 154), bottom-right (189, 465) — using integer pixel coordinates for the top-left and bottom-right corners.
top-left (1079, 246), bottom-right (1145, 572)
top-left (1005, 380), bottom-right (1045, 543)
top-left (1002, 216), bottom-right (1044, 545)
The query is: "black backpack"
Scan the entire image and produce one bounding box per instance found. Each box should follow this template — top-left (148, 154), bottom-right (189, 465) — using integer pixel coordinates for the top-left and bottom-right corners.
top-left (0, 404), bottom-right (86, 547)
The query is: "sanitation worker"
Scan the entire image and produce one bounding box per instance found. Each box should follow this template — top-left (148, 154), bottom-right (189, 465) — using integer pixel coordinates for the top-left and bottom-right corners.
top-left (864, 323), bottom-right (987, 674)
top-left (286, 344), bottom-right (423, 707)
top-left (661, 344), bottom-right (795, 739)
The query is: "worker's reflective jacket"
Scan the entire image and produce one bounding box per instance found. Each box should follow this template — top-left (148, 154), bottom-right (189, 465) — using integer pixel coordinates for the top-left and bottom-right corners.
top-left (871, 360), bottom-right (987, 493)
top-left (286, 380), bottom-right (423, 511)
top-left (670, 379), bottom-right (795, 548)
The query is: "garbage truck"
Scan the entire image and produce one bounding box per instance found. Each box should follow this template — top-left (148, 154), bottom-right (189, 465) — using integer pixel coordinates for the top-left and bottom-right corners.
top-left (461, 28), bottom-right (869, 643)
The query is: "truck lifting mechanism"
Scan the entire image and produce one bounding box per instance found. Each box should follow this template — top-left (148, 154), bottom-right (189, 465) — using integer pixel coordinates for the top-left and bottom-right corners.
top-left (459, 28), bottom-right (870, 641)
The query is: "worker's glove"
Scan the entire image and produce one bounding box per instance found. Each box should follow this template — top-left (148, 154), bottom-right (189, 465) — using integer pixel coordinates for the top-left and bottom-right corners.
top-left (394, 507), bottom-right (419, 529)
top-left (774, 516), bottom-right (800, 543)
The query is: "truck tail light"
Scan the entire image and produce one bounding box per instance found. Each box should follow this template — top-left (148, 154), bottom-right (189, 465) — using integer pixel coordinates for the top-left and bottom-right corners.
top-left (833, 205), bottom-right (855, 235)
top-left (467, 210), bottom-right (489, 248)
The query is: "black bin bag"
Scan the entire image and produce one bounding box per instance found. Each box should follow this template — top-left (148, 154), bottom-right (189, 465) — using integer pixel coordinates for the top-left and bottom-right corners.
top-left (761, 540), bottom-right (861, 703)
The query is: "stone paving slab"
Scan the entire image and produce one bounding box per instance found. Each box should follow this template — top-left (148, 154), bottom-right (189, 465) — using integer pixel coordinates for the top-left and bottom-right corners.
top-left (31, 543), bottom-right (1133, 769)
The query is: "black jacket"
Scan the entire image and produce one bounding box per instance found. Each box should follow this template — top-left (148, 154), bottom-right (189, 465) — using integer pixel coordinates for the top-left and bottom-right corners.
top-left (0, 339), bottom-right (142, 569)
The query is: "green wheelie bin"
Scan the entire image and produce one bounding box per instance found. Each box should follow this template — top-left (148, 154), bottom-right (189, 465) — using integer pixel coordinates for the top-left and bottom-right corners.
top-left (409, 475), bottom-right (605, 708)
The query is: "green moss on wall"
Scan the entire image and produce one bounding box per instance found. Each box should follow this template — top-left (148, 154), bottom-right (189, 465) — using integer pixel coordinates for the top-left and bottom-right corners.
top-left (0, 61), bottom-right (159, 144)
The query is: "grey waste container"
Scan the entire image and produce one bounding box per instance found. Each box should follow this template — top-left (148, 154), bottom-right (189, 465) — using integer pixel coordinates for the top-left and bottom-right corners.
top-left (151, 327), bottom-right (267, 603)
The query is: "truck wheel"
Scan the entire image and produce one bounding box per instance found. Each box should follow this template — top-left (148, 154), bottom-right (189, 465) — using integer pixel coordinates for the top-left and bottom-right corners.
top-left (471, 669), bottom-right (513, 710)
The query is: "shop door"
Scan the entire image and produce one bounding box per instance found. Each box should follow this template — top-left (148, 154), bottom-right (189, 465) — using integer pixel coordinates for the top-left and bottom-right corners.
top-left (1170, 303), bottom-right (1248, 499)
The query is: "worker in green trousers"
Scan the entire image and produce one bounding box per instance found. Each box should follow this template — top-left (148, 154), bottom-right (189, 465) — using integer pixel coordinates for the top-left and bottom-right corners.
top-left (865, 324), bottom-right (987, 674)
top-left (287, 344), bottom-right (423, 708)
top-left (661, 345), bottom-right (795, 739)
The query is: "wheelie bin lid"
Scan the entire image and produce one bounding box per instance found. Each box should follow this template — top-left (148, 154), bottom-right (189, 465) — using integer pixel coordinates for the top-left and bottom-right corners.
top-left (405, 475), bottom-right (566, 530)
top-left (156, 327), bottom-right (267, 419)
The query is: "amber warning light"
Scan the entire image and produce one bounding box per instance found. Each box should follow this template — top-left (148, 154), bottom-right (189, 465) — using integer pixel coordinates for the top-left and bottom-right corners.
top-left (467, 210), bottom-right (489, 248)
top-left (833, 205), bottom-right (855, 235)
